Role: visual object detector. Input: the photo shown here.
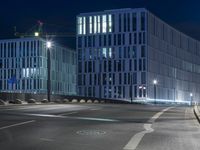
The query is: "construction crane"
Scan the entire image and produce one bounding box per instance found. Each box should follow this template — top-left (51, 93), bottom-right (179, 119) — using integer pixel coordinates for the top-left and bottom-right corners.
top-left (14, 20), bottom-right (75, 38)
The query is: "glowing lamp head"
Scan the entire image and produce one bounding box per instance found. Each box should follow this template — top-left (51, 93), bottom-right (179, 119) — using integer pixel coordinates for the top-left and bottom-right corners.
top-left (34, 32), bottom-right (39, 37)
top-left (153, 79), bottom-right (158, 85)
top-left (46, 41), bottom-right (52, 48)
top-left (190, 93), bottom-right (193, 97)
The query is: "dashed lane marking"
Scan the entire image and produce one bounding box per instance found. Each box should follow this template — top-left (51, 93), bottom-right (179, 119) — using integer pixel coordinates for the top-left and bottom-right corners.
top-left (0, 120), bottom-right (35, 130)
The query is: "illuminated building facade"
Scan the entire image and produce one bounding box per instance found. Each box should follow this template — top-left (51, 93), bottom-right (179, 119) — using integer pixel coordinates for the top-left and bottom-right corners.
top-left (0, 37), bottom-right (76, 95)
top-left (77, 8), bottom-right (200, 103)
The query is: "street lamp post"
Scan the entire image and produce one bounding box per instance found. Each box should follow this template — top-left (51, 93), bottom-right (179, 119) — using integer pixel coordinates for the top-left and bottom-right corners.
top-left (47, 41), bottom-right (52, 102)
top-left (130, 73), bottom-right (133, 103)
top-left (153, 79), bottom-right (158, 104)
top-left (190, 93), bottom-right (193, 106)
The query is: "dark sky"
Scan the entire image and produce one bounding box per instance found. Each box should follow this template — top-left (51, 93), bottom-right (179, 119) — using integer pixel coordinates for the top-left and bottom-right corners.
top-left (0, 0), bottom-right (200, 49)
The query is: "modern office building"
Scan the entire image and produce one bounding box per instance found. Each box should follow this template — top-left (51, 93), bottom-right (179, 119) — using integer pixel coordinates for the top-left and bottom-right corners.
top-left (77, 8), bottom-right (200, 103)
top-left (0, 37), bottom-right (76, 95)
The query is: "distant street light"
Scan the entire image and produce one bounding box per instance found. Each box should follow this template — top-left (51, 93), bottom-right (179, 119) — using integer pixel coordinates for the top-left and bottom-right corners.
top-left (46, 41), bottom-right (52, 102)
top-left (153, 79), bottom-right (158, 104)
top-left (190, 93), bottom-right (193, 106)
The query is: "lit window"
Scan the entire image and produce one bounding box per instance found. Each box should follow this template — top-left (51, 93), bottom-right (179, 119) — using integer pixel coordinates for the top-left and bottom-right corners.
top-left (77, 17), bottom-right (82, 35)
top-left (109, 48), bottom-right (112, 58)
top-left (102, 48), bottom-right (107, 58)
top-left (89, 16), bottom-right (93, 34)
top-left (102, 15), bottom-right (107, 33)
top-left (94, 16), bottom-right (97, 33)
top-left (83, 17), bottom-right (86, 35)
top-left (108, 14), bottom-right (112, 32)
top-left (97, 16), bottom-right (101, 33)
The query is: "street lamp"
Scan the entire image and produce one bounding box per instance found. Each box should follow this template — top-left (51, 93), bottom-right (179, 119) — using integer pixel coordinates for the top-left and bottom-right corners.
top-left (190, 93), bottom-right (193, 106)
top-left (130, 73), bottom-right (133, 103)
top-left (46, 41), bottom-right (52, 102)
top-left (153, 79), bottom-right (158, 104)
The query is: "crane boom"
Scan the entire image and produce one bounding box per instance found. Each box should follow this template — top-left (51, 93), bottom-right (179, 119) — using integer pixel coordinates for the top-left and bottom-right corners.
top-left (14, 21), bottom-right (75, 38)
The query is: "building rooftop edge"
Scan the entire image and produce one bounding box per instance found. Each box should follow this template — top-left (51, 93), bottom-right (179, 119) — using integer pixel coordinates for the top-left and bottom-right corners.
top-left (78, 8), bottom-right (147, 16)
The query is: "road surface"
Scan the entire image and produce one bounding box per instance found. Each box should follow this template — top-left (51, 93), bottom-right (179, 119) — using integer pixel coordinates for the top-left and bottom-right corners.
top-left (0, 104), bottom-right (199, 150)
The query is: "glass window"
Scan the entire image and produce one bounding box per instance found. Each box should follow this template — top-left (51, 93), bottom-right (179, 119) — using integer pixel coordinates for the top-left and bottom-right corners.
top-left (83, 17), bottom-right (86, 35)
top-left (139, 59), bottom-right (142, 71)
top-left (94, 16), bottom-right (97, 33)
top-left (114, 60), bottom-right (117, 72)
top-left (102, 48), bottom-right (107, 58)
top-left (141, 12), bottom-right (145, 31)
top-left (108, 48), bottom-right (112, 58)
top-left (129, 33), bottom-right (132, 45)
top-left (124, 73), bottom-right (127, 84)
top-left (134, 33), bottom-right (137, 44)
top-left (132, 13), bottom-right (137, 31)
top-left (134, 59), bottom-right (137, 71)
top-left (141, 46), bottom-right (145, 57)
top-left (139, 32), bottom-right (142, 44)
top-left (112, 14), bottom-right (115, 32)
top-left (89, 16), bottom-right (93, 34)
top-left (108, 34), bottom-right (112, 46)
top-left (124, 14), bottom-right (127, 32)
top-left (102, 15), bottom-right (107, 33)
top-left (119, 14), bottom-right (122, 32)
top-left (132, 46), bottom-right (136, 58)
top-left (141, 72), bottom-right (146, 84)
top-left (143, 59), bottom-right (146, 71)
top-left (77, 17), bottom-right (82, 35)
top-left (97, 16), bottom-right (101, 33)
top-left (119, 73), bottom-right (122, 85)
top-left (118, 60), bottom-right (121, 72)
top-left (78, 37), bottom-right (82, 48)
top-left (118, 34), bottom-right (121, 45)
top-left (108, 14), bottom-right (112, 32)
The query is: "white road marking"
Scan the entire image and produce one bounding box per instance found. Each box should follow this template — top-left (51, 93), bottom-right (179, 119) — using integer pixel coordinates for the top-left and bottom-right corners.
top-left (74, 117), bottom-right (119, 122)
top-left (40, 138), bottom-right (54, 142)
top-left (27, 113), bottom-right (66, 118)
top-left (59, 112), bottom-right (78, 116)
top-left (90, 108), bottom-right (102, 111)
top-left (25, 113), bottom-right (118, 122)
top-left (0, 120), bottom-right (35, 130)
top-left (123, 107), bottom-right (173, 150)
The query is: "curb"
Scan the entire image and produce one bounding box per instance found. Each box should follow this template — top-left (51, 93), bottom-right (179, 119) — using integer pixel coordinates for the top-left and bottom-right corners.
top-left (193, 105), bottom-right (200, 124)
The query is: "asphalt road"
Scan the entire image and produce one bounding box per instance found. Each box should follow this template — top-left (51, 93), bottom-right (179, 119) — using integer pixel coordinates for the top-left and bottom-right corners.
top-left (0, 103), bottom-right (199, 150)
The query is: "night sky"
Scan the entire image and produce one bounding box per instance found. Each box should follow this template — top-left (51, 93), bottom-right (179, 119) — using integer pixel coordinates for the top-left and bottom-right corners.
top-left (0, 0), bottom-right (200, 49)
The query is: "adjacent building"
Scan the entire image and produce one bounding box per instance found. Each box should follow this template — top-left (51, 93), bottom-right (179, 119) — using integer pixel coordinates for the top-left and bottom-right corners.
top-left (77, 8), bottom-right (200, 103)
top-left (0, 37), bottom-right (76, 95)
